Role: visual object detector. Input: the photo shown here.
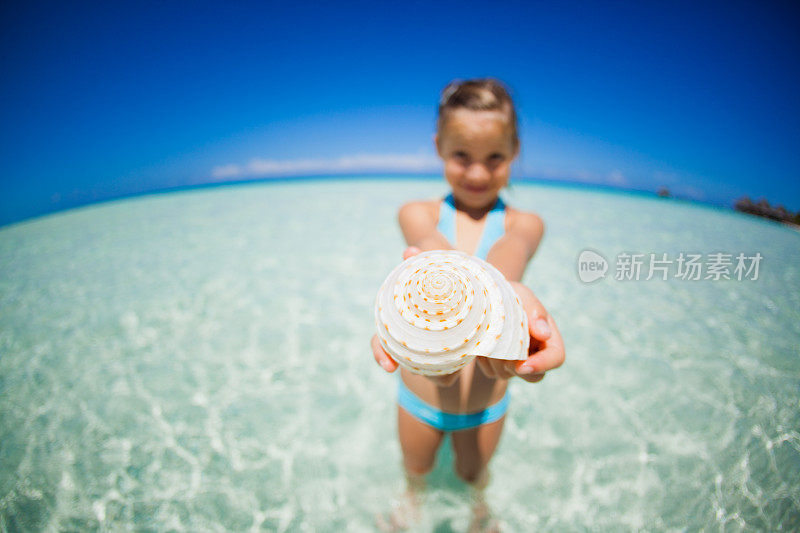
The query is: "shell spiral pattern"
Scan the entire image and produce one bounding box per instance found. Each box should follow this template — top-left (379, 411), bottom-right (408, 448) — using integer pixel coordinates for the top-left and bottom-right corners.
top-left (374, 250), bottom-right (529, 376)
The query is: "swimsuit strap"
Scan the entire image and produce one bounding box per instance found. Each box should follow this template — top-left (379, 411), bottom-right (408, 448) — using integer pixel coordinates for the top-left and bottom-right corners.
top-left (436, 193), bottom-right (507, 260)
top-left (436, 193), bottom-right (457, 246)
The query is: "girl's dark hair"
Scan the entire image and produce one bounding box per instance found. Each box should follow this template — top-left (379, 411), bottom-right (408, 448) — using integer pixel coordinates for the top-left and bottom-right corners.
top-left (436, 78), bottom-right (520, 150)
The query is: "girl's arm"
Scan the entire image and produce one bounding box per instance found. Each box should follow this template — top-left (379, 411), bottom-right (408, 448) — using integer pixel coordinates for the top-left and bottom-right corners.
top-left (478, 211), bottom-right (566, 382)
top-left (397, 202), bottom-right (452, 252)
top-left (393, 201), bottom-right (461, 386)
top-left (371, 202), bottom-right (449, 376)
top-left (379, 202), bottom-right (564, 384)
top-left (484, 211), bottom-right (544, 283)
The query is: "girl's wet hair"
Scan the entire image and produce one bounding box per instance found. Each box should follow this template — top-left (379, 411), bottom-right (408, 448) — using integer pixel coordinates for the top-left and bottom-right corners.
top-left (436, 78), bottom-right (519, 149)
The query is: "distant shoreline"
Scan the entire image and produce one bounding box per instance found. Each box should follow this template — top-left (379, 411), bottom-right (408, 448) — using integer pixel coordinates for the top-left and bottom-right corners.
top-left (0, 173), bottom-right (796, 230)
top-left (782, 221), bottom-right (800, 232)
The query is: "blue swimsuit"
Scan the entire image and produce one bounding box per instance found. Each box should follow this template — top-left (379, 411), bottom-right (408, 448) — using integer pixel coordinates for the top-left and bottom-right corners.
top-left (397, 192), bottom-right (511, 432)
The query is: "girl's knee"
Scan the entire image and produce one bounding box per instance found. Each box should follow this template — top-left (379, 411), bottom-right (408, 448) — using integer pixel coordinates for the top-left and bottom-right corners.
top-left (453, 460), bottom-right (490, 489)
top-left (404, 457), bottom-right (434, 476)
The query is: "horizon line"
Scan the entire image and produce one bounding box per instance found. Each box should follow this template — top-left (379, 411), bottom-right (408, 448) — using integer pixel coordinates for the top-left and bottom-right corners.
top-left (0, 173), bottom-right (772, 230)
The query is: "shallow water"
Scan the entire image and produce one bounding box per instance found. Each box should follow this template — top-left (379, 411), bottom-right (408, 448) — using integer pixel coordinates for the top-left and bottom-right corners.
top-left (1, 178), bottom-right (798, 531)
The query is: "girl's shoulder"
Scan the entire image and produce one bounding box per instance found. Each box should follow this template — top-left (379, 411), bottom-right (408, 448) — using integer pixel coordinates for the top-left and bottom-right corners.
top-left (504, 204), bottom-right (545, 236)
top-left (503, 204), bottom-right (546, 254)
top-left (398, 198), bottom-right (441, 227)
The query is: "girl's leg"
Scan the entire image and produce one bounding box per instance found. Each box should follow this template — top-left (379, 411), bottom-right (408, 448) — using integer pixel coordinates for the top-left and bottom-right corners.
top-left (398, 404), bottom-right (445, 476)
top-left (450, 415), bottom-right (506, 486)
top-left (451, 416), bottom-right (506, 532)
top-left (376, 405), bottom-right (445, 531)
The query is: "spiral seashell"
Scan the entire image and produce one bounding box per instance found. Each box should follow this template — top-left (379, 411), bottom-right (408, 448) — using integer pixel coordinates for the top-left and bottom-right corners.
top-left (374, 250), bottom-right (529, 376)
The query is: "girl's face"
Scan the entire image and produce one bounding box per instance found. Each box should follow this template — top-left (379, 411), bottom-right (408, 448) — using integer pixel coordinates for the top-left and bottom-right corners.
top-left (435, 108), bottom-right (519, 210)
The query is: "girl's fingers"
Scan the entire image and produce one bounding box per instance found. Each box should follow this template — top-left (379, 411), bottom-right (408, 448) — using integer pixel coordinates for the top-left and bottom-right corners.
top-left (518, 343), bottom-right (564, 374)
top-left (371, 334), bottom-right (398, 373)
top-left (489, 358), bottom-right (516, 380)
top-left (518, 372), bottom-right (546, 383)
top-left (524, 295), bottom-right (551, 342)
top-left (503, 361), bottom-right (519, 379)
top-left (529, 314), bottom-right (552, 341)
top-left (403, 246), bottom-right (422, 260)
top-left (517, 315), bottom-right (565, 374)
top-left (478, 356), bottom-right (522, 380)
top-left (476, 356), bottom-right (495, 378)
top-left (510, 282), bottom-right (551, 341)
top-left (488, 358), bottom-right (502, 378)
top-left (430, 372), bottom-right (460, 387)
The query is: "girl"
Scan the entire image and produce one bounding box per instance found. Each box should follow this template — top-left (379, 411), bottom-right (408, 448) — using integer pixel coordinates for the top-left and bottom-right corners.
top-left (371, 78), bottom-right (565, 531)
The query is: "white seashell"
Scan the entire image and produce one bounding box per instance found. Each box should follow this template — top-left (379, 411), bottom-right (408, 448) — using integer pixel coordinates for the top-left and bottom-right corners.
top-left (374, 250), bottom-right (529, 376)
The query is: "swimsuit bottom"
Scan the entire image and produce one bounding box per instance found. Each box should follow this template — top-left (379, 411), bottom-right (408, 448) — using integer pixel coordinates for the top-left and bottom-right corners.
top-left (397, 377), bottom-right (510, 432)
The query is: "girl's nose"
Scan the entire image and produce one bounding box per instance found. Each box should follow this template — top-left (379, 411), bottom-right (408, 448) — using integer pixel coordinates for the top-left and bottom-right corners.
top-left (465, 162), bottom-right (490, 181)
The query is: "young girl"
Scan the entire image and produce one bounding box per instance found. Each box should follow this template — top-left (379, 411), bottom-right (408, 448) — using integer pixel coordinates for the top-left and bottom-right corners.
top-left (371, 78), bottom-right (565, 531)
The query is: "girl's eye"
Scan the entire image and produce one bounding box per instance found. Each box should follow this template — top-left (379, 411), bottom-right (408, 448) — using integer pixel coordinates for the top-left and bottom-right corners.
top-left (488, 153), bottom-right (505, 163)
top-left (453, 151), bottom-right (470, 163)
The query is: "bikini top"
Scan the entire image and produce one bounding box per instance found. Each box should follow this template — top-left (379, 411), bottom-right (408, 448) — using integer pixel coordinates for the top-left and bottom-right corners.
top-left (436, 192), bottom-right (507, 260)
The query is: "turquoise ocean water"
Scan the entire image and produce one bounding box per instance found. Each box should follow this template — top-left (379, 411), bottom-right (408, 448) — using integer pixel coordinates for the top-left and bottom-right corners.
top-left (1, 178), bottom-right (798, 530)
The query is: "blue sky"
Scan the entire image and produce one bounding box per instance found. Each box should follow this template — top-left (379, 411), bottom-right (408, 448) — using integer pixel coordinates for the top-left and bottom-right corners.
top-left (1, 1), bottom-right (798, 226)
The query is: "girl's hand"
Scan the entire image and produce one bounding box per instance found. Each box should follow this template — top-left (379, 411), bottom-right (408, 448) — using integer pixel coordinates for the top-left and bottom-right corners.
top-left (476, 281), bottom-right (565, 382)
top-left (403, 246), bottom-right (422, 260)
top-left (371, 333), bottom-right (398, 373)
top-left (370, 247), bottom-right (450, 378)
top-left (371, 333), bottom-right (461, 386)
top-left (404, 245), bottom-right (565, 382)
top-left (425, 371), bottom-right (460, 388)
